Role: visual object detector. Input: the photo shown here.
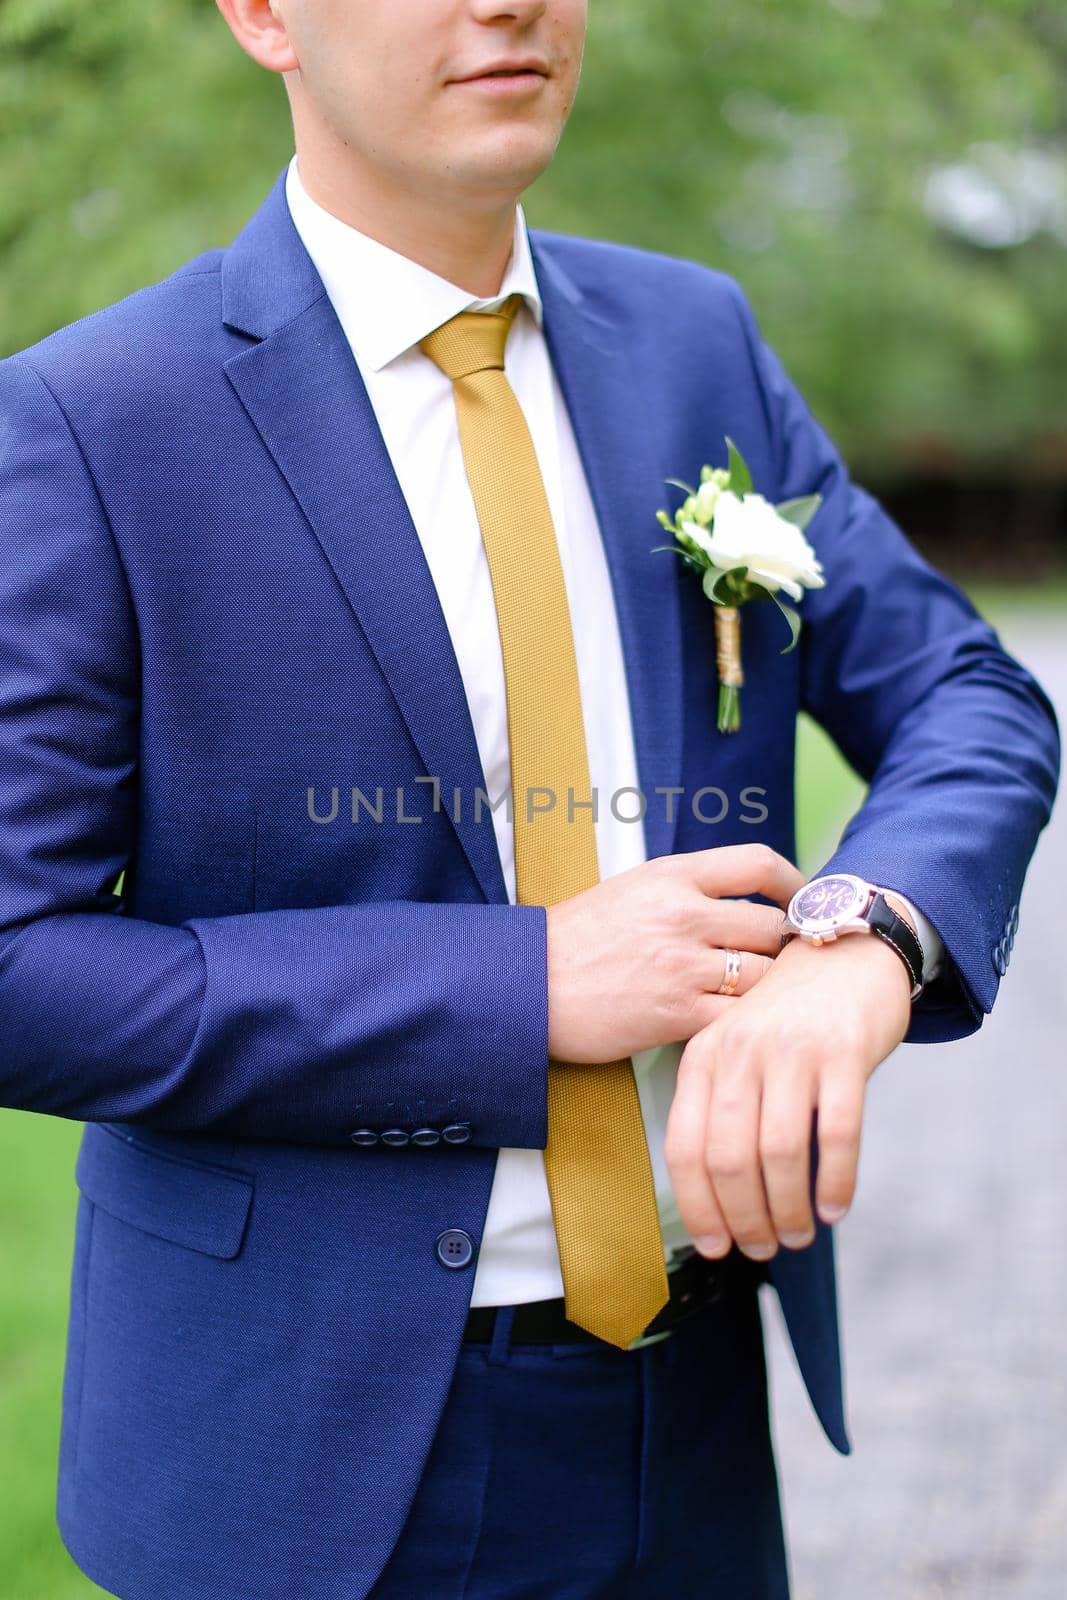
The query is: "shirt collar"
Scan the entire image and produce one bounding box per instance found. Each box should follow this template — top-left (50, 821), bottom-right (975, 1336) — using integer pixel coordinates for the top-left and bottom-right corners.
top-left (284, 153), bottom-right (543, 373)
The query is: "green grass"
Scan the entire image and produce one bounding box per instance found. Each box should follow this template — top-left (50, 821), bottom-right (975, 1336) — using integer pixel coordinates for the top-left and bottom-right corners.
top-left (0, 1112), bottom-right (102, 1598)
top-left (965, 576), bottom-right (1067, 622)
top-left (795, 710), bottom-right (866, 875)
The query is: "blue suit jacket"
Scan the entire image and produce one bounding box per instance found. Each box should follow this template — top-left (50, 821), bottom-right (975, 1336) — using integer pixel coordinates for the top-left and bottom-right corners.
top-left (0, 168), bottom-right (1058, 1600)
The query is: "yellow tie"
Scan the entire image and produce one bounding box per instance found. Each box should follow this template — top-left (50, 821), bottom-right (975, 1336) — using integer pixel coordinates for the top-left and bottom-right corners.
top-left (419, 293), bottom-right (669, 1350)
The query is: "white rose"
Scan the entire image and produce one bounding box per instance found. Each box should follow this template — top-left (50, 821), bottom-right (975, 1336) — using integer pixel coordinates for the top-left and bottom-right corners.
top-left (688, 490), bottom-right (825, 603)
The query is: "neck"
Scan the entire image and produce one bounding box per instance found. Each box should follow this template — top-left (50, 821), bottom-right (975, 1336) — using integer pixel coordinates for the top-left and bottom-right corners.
top-left (292, 145), bottom-right (519, 299)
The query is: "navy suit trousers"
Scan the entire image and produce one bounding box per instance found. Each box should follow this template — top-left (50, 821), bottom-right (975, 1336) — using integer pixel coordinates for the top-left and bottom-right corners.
top-left (368, 1266), bottom-right (791, 1599)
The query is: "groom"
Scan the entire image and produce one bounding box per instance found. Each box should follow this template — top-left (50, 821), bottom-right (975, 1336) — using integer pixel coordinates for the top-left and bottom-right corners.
top-left (0, 1), bottom-right (1059, 1596)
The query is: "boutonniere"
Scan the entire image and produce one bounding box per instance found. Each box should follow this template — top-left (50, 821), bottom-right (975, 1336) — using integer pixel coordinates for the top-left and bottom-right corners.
top-left (653, 438), bottom-right (826, 733)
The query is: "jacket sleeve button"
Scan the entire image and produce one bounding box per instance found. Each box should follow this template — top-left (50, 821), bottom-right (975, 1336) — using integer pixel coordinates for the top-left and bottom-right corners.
top-left (380, 1128), bottom-right (410, 1147)
top-left (411, 1128), bottom-right (441, 1146)
top-left (349, 1128), bottom-right (379, 1147)
top-left (442, 1123), bottom-right (471, 1145)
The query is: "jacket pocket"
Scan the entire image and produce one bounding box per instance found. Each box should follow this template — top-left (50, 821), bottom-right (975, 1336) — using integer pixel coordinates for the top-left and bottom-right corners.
top-left (74, 1122), bottom-right (254, 1260)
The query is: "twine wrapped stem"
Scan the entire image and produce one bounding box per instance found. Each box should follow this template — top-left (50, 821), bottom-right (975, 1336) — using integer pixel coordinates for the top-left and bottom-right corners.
top-left (714, 605), bottom-right (744, 733)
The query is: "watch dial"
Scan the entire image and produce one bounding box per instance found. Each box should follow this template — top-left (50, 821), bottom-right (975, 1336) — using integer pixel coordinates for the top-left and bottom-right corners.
top-left (794, 875), bottom-right (865, 925)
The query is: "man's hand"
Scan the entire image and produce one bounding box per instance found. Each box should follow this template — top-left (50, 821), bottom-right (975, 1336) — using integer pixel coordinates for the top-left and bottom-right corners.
top-left (545, 844), bottom-right (805, 1063)
top-left (663, 923), bottom-right (914, 1262)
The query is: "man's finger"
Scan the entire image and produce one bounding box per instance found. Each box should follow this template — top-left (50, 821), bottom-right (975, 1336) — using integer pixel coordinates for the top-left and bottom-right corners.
top-left (663, 1041), bottom-right (731, 1255)
top-left (704, 1048), bottom-right (778, 1260)
top-left (758, 1070), bottom-right (817, 1247)
top-left (700, 898), bottom-right (790, 957)
top-left (697, 946), bottom-right (774, 998)
top-left (813, 1067), bottom-right (866, 1224)
top-left (685, 842), bottom-right (806, 909)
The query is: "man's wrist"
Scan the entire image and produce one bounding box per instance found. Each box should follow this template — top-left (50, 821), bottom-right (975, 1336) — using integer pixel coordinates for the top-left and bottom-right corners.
top-left (776, 924), bottom-right (914, 1025)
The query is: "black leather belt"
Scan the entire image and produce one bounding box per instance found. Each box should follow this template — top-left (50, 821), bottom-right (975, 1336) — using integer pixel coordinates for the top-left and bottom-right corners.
top-left (463, 1244), bottom-right (765, 1350)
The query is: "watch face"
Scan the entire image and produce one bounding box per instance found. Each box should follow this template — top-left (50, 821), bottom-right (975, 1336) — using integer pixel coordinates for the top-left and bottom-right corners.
top-left (792, 874), bottom-right (869, 929)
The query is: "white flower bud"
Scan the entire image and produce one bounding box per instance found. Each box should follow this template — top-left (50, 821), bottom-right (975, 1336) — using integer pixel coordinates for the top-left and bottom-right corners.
top-left (692, 478), bottom-right (723, 525)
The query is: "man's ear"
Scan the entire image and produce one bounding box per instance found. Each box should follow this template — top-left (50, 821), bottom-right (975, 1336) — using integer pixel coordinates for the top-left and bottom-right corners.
top-left (215, 0), bottom-right (300, 74)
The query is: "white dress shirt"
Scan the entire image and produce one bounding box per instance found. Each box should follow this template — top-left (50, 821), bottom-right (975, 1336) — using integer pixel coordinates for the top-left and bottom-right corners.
top-left (284, 154), bottom-right (943, 1308)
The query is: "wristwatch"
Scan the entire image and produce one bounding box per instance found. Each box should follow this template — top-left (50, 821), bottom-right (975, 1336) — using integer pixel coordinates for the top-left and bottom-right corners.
top-left (783, 873), bottom-right (926, 1000)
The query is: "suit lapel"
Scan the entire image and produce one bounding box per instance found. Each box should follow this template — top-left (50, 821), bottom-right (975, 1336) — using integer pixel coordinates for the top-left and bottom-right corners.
top-left (221, 177), bottom-right (509, 905)
top-left (219, 174), bottom-right (684, 906)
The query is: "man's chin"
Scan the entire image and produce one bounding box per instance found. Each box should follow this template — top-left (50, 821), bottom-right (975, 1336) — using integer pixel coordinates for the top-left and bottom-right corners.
top-left (446, 128), bottom-right (562, 195)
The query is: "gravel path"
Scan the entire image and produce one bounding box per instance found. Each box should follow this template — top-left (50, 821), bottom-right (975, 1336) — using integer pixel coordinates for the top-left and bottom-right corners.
top-left (764, 616), bottom-right (1066, 1600)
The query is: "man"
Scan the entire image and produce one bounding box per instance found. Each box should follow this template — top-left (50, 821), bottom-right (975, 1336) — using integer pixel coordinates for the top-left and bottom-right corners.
top-left (0, 0), bottom-right (1057, 1595)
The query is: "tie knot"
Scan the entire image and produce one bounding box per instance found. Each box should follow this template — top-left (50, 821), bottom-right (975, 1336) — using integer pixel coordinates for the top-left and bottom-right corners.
top-left (419, 292), bottom-right (524, 381)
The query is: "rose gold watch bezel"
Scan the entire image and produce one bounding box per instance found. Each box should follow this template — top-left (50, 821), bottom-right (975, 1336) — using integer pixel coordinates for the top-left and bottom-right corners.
top-left (786, 873), bottom-right (877, 943)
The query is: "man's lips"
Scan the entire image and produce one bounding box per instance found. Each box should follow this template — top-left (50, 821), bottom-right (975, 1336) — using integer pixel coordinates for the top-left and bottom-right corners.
top-left (451, 59), bottom-right (549, 86)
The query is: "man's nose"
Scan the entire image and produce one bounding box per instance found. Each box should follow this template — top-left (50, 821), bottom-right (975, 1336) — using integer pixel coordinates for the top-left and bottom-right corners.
top-left (468, 0), bottom-right (550, 27)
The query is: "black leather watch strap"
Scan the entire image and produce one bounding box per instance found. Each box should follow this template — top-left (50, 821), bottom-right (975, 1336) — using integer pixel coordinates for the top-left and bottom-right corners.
top-left (867, 892), bottom-right (925, 998)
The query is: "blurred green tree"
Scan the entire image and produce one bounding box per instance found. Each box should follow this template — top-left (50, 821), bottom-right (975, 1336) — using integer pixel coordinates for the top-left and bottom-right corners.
top-left (1, 0), bottom-right (1064, 472)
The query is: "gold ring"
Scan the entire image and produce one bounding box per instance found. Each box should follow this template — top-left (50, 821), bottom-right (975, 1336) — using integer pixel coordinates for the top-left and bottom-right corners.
top-left (717, 947), bottom-right (742, 996)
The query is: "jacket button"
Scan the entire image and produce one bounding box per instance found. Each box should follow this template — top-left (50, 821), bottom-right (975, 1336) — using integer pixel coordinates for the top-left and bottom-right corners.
top-left (992, 943), bottom-right (1007, 977)
top-left (380, 1128), bottom-right (410, 1148)
top-left (349, 1128), bottom-right (379, 1147)
top-left (442, 1122), bottom-right (471, 1145)
top-left (411, 1127), bottom-right (441, 1146)
top-left (436, 1229), bottom-right (475, 1269)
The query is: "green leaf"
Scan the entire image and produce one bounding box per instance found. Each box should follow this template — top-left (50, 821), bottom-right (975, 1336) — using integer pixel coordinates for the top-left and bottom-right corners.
top-left (702, 567), bottom-right (723, 602)
top-left (772, 596), bottom-right (802, 651)
top-left (703, 563), bottom-right (748, 604)
top-left (652, 543), bottom-right (706, 574)
top-left (724, 436), bottom-right (753, 496)
top-left (774, 494), bottom-right (822, 531)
